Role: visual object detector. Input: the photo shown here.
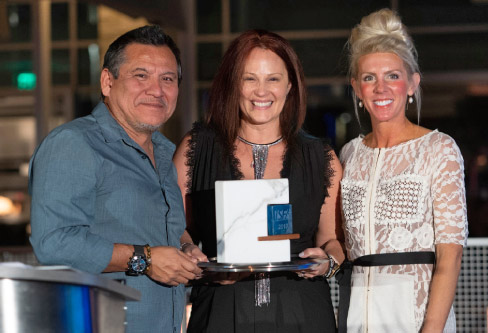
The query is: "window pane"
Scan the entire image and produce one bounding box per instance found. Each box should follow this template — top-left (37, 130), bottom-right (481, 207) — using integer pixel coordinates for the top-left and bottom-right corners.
top-left (197, 0), bottom-right (221, 34)
top-left (198, 88), bottom-right (210, 119)
top-left (197, 43), bottom-right (222, 81)
top-left (290, 38), bottom-right (348, 77)
top-left (77, 3), bottom-right (98, 39)
top-left (305, 85), bottom-right (336, 140)
top-left (400, 0), bottom-right (488, 26)
top-left (77, 45), bottom-right (100, 85)
top-left (0, 51), bottom-right (32, 88)
top-left (78, 48), bottom-right (90, 85)
top-left (230, 0), bottom-right (389, 32)
top-left (305, 85), bottom-right (354, 147)
top-left (415, 33), bottom-right (488, 71)
top-left (2, 4), bottom-right (31, 43)
top-left (51, 3), bottom-right (69, 41)
top-left (52, 49), bottom-right (70, 85)
top-left (75, 91), bottom-right (99, 119)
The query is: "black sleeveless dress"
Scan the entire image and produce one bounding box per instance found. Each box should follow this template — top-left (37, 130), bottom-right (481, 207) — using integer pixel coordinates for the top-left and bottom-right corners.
top-left (185, 123), bottom-right (337, 333)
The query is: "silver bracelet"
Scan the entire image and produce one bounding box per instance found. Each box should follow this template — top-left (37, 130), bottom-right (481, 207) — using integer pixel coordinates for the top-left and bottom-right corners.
top-left (324, 254), bottom-right (341, 279)
top-left (324, 255), bottom-right (335, 277)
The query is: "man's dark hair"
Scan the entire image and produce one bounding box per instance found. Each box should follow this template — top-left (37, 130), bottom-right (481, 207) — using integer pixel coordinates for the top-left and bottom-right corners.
top-left (102, 25), bottom-right (182, 84)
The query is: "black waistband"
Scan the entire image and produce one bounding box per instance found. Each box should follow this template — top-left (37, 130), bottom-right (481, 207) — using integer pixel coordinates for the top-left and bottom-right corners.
top-left (336, 251), bottom-right (436, 333)
top-left (353, 251), bottom-right (436, 267)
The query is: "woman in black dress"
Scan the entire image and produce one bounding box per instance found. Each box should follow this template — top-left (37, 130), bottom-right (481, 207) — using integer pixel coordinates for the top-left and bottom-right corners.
top-left (173, 29), bottom-right (344, 332)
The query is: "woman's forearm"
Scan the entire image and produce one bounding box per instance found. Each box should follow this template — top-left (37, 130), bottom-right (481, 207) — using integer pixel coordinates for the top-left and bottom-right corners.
top-left (421, 243), bottom-right (463, 332)
top-left (180, 229), bottom-right (195, 246)
top-left (322, 239), bottom-right (346, 264)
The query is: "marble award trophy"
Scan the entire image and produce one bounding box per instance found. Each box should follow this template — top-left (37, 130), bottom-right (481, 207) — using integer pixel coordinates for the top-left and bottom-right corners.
top-left (215, 178), bottom-right (291, 264)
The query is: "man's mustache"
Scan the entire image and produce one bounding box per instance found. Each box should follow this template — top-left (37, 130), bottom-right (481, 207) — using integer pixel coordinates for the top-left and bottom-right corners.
top-left (136, 98), bottom-right (167, 108)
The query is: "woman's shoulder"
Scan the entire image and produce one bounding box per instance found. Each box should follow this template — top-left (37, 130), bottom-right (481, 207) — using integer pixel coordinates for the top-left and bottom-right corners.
top-left (185, 122), bottom-right (223, 150)
top-left (176, 122), bottom-right (212, 166)
top-left (189, 121), bottom-right (215, 138)
top-left (342, 135), bottom-right (363, 148)
top-left (339, 136), bottom-right (363, 159)
top-left (425, 129), bottom-right (457, 143)
top-left (424, 130), bottom-right (463, 159)
top-left (292, 131), bottom-right (337, 193)
top-left (418, 129), bottom-right (461, 151)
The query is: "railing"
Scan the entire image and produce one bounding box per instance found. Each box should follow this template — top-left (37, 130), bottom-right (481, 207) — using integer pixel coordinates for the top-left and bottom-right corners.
top-left (454, 238), bottom-right (488, 332)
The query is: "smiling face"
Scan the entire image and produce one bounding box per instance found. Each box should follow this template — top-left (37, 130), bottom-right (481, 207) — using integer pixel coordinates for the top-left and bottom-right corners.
top-left (239, 48), bottom-right (291, 130)
top-left (101, 43), bottom-right (179, 136)
top-left (352, 52), bottom-right (419, 126)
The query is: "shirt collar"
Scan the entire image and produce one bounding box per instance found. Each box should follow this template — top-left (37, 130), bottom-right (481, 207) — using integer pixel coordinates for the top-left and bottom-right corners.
top-left (91, 101), bottom-right (174, 154)
top-left (92, 101), bottom-right (130, 143)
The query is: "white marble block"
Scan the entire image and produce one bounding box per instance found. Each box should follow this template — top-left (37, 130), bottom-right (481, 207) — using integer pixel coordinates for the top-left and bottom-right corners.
top-left (215, 178), bottom-right (291, 264)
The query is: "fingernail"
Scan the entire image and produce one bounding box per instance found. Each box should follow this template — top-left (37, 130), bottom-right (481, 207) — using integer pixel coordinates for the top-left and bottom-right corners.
top-left (298, 252), bottom-right (304, 257)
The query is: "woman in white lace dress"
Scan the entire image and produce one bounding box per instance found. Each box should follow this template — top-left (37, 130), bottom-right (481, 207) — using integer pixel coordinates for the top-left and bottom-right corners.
top-left (339, 8), bottom-right (468, 333)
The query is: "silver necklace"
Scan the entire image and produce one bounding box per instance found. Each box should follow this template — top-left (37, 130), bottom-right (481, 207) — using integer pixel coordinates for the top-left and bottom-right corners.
top-left (237, 136), bottom-right (283, 180)
top-left (237, 135), bottom-right (283, 307)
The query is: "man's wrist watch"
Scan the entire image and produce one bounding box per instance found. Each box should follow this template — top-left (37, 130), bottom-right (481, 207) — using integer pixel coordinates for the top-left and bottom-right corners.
top-left (126, 244), bottom-right (151, 276)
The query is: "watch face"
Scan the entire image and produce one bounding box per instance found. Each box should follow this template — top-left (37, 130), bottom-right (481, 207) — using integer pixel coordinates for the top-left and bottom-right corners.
top-left (130, 257), bottom-right (147, 273)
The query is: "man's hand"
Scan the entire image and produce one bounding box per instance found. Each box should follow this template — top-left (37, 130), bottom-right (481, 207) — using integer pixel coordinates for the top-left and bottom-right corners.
top-left (147, 246), bottom-right (202, 286)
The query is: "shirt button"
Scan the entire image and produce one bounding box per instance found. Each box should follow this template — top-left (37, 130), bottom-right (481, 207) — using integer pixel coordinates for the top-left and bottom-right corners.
top-left (141, 155), bottom-right (147, 159)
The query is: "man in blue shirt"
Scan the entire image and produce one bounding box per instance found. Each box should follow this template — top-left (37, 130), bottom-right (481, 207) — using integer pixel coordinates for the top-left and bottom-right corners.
top-left (29, 25), bottom-right (201, 332)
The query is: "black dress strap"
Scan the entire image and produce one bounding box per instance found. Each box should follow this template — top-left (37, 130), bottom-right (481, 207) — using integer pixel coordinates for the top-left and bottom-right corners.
top-left (337, 251), bottom-right (435, 333)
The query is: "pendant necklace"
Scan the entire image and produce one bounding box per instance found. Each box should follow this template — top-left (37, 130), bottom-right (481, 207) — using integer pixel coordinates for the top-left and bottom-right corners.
top-left (237, 134), bottom-right (283, 307)
top-left (237, 136), bottom-right (283, 180)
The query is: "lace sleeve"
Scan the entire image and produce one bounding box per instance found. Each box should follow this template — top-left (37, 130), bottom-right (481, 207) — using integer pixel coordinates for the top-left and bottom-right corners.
top-left (431, 135), bottom-right (468, 246)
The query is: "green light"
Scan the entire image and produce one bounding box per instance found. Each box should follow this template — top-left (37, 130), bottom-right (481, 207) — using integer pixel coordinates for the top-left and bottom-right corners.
top-left (17, 72), bottom-right (36, 90)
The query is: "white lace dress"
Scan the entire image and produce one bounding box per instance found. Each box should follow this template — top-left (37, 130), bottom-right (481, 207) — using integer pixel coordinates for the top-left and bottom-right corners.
top-left (339, 130), bottom-right (468, 333)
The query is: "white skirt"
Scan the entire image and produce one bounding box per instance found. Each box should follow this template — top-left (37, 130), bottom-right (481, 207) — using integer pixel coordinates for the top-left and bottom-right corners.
top-left (346, 273), bottom-right (456, 333)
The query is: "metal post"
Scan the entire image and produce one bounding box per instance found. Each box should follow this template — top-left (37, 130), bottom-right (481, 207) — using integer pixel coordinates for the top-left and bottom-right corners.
top-left (32, 0), bottom-right (52, 144)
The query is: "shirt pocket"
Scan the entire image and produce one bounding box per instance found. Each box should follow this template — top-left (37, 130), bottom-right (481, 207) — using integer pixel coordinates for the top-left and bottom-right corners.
top-left (374, 174), bottom-right (428, 226)
top-left (341, 178), bottom-right (368, 229)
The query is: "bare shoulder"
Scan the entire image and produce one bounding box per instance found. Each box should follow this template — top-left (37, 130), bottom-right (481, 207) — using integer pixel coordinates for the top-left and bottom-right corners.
top-left (173, 132), bottom-right (192, 163)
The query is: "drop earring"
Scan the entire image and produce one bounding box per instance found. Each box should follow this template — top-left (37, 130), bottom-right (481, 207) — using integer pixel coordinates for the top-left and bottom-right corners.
top-left (358, 100), bottom-right (363, 108)
top-left (406, 95), bottom-right (414, 110)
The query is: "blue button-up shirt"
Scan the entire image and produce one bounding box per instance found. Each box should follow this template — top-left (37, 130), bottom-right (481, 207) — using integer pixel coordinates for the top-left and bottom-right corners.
top-left (29, 102), bottom-right (186, 333)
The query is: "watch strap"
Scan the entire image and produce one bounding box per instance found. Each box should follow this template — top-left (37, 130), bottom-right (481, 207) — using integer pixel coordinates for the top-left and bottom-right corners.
top-left (133, 245), bottom-right (145, 257)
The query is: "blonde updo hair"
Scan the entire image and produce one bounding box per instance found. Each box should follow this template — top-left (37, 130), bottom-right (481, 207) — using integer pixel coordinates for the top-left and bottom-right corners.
top-left (347, 8), bottom-right (421, 121)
